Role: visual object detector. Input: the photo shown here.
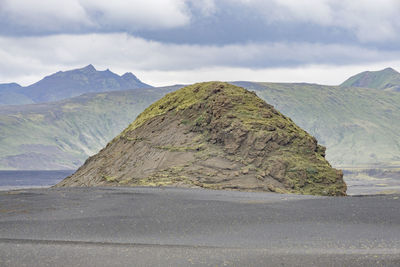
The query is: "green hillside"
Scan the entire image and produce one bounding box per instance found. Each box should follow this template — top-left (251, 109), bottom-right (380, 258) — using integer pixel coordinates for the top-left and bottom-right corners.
top-left (233, 82), bottom-right (400, 167)
top-left (0, 80), bottom-right (399, 170)
top-left (0, 86), bottom-right (179, 169)
top-left (341, 67), bottom-right (400, 91)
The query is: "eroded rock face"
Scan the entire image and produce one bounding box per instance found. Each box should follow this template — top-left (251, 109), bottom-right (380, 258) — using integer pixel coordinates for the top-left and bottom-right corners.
top-left (57, 82), bottom-right (347, 196)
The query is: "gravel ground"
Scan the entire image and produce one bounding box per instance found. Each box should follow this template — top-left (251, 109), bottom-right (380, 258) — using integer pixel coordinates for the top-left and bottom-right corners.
top-left (0, 187), bottom-right (399, 266)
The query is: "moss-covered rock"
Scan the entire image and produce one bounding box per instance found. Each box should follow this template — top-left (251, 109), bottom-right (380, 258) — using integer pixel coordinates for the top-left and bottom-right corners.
top-left (57, 82), bottom-right (347, 196)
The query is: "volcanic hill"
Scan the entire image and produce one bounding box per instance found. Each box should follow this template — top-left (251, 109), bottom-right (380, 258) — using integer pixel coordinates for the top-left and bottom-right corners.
top-left (57, 82), bottom-right (346, 196)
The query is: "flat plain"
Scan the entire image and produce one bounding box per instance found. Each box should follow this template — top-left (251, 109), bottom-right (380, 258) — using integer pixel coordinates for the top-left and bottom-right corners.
top-left (0, 187), bottom-right (399, 266)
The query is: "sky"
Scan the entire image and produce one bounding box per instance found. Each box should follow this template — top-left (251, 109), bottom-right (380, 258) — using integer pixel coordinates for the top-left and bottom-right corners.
top-left (1, 0), bottom-right (400, 86)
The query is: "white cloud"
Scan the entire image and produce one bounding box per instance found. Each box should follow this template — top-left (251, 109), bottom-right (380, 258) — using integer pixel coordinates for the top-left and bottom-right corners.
top-left (188, 0), bottom-right (217, 16)
top-left (1, 0), bottom-right (399, 45)
top-left (0, 33), bottom-right (399, 86)
top-left (0, 0), bottom-right (191, 32)
top-left (235, 0), bottom-right (400, 42)
top-left (80, 0), bottom-right (190, 30)
top-left (334, 1), bottom-right (400, 42)
top-left (0, 0), bottom-right (91, 31)
top-left (1, 33), bottom-right (398, 70)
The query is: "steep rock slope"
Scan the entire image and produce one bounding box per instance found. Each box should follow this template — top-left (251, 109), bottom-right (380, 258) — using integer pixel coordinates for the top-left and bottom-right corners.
top-left (57, 82), bottom-right (346, 196)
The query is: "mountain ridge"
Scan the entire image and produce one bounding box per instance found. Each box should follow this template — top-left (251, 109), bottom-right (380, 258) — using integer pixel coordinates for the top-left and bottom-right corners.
top-left (0, 65), bottom-right (152, 105)
top-left (341, 67), bottom-right (400, 91)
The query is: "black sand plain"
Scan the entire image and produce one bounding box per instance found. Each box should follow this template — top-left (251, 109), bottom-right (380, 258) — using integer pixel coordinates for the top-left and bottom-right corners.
top-left (0, 187), bottom-right (399, 266)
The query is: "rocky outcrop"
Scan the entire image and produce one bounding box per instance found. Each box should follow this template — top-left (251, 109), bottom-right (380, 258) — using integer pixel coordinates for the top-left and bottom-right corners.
top-left (57, 82), bottom-right (347, 196)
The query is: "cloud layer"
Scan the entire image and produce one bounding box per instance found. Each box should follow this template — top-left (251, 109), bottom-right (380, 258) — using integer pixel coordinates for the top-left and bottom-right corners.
top-left (2, 0), bottom-right (399, 44)
top-left (2, 34), bottom-right (399, 70)
top-left (0, 0), bottom-right (191, 33)
top-left (0, 0), bottom-right (399, 85)
top-left (237, 0), bottom-right (400, 43)
top-left (1, 33), bottom-right (400, 86)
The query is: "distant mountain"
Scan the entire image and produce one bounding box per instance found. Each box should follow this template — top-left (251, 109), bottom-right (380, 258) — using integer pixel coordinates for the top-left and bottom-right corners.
top-left (341, 67), bottom-right (400, 91)
top-left (0, 65), bottom-right (152, 105)
top-left (0, 83), bottom-right (22, 91)
top-left (0, 83), bottom-right (33, 105)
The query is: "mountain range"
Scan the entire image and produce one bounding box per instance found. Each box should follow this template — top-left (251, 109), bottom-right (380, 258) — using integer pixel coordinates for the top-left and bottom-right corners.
top-left (0, 66), bottom-right (399, 171)
top-left (0, 65), bottom-right (151, 105)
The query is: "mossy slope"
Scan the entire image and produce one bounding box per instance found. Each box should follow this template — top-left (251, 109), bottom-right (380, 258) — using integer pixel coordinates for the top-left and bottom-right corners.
top-left (57, 82), bottom-right (346, 196)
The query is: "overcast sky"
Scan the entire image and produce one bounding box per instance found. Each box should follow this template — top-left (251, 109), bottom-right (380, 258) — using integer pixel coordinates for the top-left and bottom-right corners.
top-left (1, 0), bottom-right (400, 86)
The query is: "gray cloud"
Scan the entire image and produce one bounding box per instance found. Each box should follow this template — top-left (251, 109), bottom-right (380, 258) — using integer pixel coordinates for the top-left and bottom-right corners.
top-left (0, 0), bottom-right (399, 86)
top-left (245, 0), bottom-right (400, 43)
top-left (1, 0), bottom-right (399, 45)
top-left (1, 33), bottom-right (399, 75)
top-left (0, 0), bottom-right (191, 34)
top-left (0, 0), bottom-right (398, 44)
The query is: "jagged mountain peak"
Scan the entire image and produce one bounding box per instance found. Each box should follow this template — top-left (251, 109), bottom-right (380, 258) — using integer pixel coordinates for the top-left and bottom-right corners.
top-left (81, 64), bottom-right (96, 72)
top-left (122, 72), bottom-right (138, 79)
top-left (21, 65), bottom-right (152, 103)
